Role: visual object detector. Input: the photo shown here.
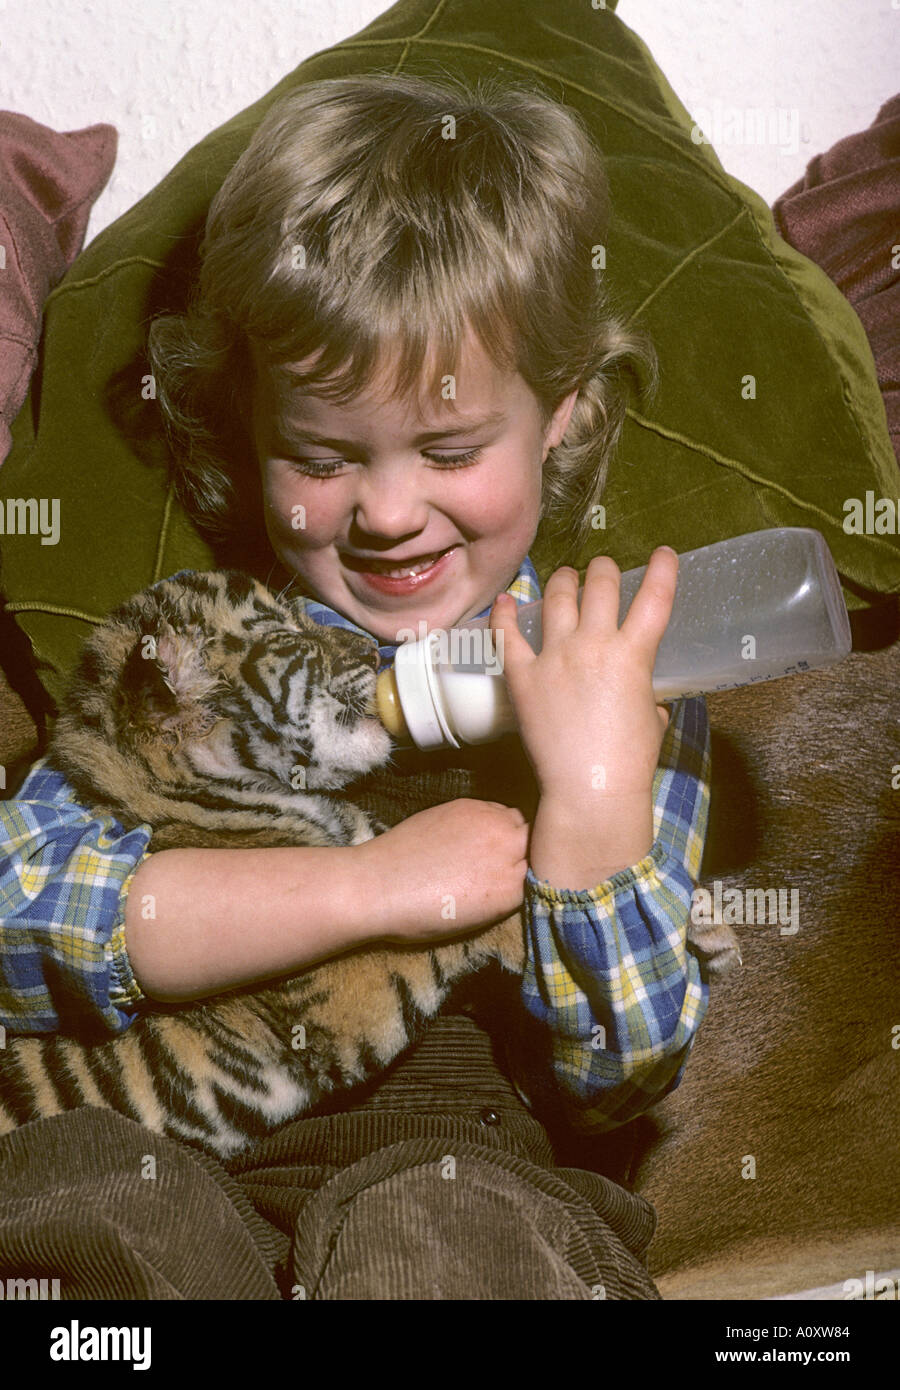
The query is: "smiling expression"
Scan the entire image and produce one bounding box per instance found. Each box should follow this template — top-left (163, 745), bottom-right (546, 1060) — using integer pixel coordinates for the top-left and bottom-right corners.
top-left (250, 327), bottom-right (578, 646)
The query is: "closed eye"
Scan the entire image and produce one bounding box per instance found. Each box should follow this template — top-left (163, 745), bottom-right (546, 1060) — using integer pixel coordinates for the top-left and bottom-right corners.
top-left (240, 614), bottom-right (299, 634)
top-left (287, 448), bottom-right (483, 478)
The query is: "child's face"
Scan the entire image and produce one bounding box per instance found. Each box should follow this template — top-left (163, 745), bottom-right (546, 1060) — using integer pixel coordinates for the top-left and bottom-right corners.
top-left (249, 329), bottom-right (577, 645)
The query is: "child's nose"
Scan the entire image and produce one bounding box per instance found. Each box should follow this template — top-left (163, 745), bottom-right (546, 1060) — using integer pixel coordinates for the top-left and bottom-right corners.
top-left (352, 469), bottom-right (430, 536)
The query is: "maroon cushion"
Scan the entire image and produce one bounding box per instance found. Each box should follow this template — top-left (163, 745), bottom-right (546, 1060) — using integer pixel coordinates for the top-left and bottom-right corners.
top-left (0, 112), bottom-right (117, 465)
top-left (773, 94), bottom-right (900, 467)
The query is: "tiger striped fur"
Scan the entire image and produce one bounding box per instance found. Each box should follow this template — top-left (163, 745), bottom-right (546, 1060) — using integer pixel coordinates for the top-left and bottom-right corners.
top-left (0, 570), bottom-right (524, 1159)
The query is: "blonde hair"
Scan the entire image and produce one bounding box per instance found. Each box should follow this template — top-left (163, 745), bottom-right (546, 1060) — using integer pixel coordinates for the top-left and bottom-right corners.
top-left (147, 71), bottom-right (657, 561)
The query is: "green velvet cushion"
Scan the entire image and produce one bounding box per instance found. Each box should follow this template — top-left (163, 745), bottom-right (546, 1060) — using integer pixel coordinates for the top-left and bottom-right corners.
top-left (3, 0), bottom-right (899, 713)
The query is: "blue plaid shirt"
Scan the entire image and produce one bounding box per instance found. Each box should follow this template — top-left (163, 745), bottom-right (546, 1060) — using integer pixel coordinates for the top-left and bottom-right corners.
top-left (0, 555), bottom-right (711, 1131)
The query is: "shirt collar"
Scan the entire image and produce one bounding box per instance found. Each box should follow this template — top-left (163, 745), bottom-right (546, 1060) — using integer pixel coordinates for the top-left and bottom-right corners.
top-left (294, 553), bottom-right (542, 665)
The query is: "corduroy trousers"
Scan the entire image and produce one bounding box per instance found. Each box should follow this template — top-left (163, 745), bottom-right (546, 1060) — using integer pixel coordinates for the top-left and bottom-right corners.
top-left (0, 1014), bottom-right (661, 1301)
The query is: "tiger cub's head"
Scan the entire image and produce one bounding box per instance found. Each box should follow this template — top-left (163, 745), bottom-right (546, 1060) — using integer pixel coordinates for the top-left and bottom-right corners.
top-left (50, 571), bottom-right (394, 813)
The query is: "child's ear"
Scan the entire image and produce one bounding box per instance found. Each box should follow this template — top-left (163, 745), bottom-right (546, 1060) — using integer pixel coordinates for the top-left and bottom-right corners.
top-left (544, 387), bottom-right (580, 453)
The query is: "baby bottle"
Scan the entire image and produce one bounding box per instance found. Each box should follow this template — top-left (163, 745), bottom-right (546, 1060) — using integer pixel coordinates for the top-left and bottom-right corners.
top-left (374, 527), bottom-right (853, 751)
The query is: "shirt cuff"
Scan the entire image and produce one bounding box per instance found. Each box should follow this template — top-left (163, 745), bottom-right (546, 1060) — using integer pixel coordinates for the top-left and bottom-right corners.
top-left (104, 851), bottom-right (151, 1012)
top-left (524, 836), bottom-right (671, 905)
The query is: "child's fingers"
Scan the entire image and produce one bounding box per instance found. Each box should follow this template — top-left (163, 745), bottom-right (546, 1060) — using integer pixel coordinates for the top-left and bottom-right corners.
top-left (619, 546), bottom-right (679, 657)
top-left (488, 591), bottom-right (535, 671)
top-left (536, 564), bottom-right (582, 644)
top-left (573, 554), bottom-right (623, 634)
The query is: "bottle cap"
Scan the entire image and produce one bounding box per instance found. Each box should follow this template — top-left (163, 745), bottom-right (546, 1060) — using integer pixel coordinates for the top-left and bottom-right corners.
top-left (393, 631), bottom-right (460, 750)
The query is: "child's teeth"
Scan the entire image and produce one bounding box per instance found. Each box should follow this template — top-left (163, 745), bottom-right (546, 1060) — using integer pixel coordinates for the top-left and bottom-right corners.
top-left (376, 550), bottom-right (446, 576)
top-left (390, 560), bottom-right (432, 576)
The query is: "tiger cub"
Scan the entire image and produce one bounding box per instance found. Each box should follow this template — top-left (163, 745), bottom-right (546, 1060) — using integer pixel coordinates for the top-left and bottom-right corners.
top-left (0, 570), bottom-right (524, 1160)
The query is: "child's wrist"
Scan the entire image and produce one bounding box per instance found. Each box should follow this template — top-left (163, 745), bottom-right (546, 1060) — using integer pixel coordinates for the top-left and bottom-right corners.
top-left (529, 791), bottom-right (655, 890)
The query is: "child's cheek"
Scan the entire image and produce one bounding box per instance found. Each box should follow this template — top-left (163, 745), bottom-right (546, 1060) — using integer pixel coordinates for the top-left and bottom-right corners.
top-left (262, 470), bottom-right (326, 545)
top-left (477, 458), bottom-right (542, 535)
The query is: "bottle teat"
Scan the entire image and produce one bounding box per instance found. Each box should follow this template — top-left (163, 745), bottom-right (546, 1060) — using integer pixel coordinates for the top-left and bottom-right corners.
top-left (375, 667), bottom-right (412, 742)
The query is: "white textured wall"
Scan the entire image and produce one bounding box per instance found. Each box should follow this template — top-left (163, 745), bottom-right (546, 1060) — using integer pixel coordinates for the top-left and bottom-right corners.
top-left (621, 0), bottom-right (899, 206)
top-left (0, 0), bottom-right (896, 247)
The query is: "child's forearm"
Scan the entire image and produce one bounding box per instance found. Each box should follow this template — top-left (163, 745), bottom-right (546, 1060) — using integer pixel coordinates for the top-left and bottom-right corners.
top-left (529, 792), bottom-right (654, 889)
top-left (124, 840), bottom-right (385, 1003)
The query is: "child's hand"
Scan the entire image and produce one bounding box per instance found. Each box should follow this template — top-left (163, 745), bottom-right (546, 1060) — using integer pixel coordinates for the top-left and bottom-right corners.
top-left (489, 547), bottom-right (678, 810)
top-left (361, 798), bottom-right (530, 943)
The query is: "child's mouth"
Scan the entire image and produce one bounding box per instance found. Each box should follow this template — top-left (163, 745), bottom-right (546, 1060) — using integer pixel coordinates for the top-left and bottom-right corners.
top-left (345, 545), bottom-right (459, 593)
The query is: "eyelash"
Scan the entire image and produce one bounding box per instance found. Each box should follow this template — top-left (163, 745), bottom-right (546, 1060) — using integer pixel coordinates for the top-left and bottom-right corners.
top-left (287, 448), bottom-right (483, 478)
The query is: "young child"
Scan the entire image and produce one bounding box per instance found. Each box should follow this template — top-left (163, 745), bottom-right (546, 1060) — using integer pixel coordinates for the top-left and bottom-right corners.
top-left (0, 72), bottom-right (712, 1293)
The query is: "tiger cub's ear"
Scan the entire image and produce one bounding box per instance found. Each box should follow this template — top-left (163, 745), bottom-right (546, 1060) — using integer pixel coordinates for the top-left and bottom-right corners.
top-left (118, 622), bottom-right (220, 744)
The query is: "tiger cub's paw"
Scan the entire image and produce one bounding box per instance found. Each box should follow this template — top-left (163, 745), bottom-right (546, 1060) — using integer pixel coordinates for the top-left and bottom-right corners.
top-left (686, 916), bottom-right (743, 978)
